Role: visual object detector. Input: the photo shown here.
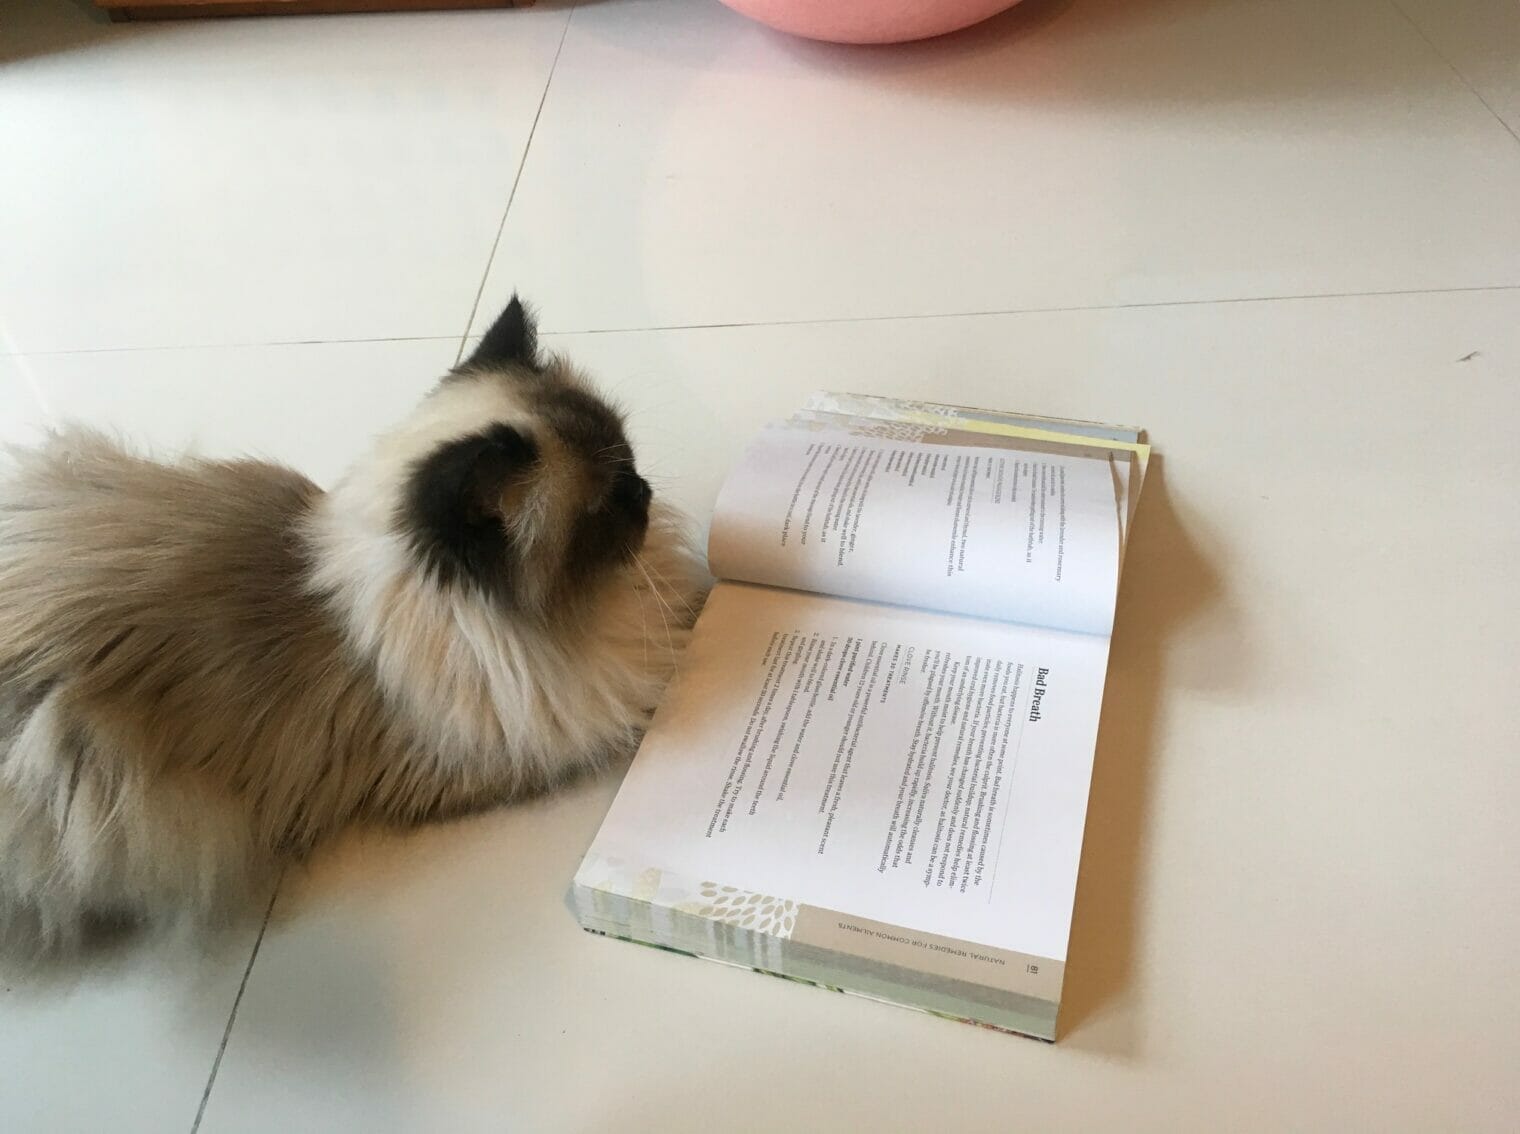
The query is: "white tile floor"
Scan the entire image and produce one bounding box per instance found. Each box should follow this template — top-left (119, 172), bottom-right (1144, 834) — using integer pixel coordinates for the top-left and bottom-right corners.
top-left (2, 0), bottom-right (1518, 1130)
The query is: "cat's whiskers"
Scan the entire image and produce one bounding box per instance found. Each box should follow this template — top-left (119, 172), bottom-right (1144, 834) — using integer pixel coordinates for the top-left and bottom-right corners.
top-left (647, 569), bottom-right (688, 652)
top-left (631, 552), bottom-right (674, 661)
top-left (625, 543), bottom-right (649, 668)
top-left (591, 443), bottom-right (632, 466)
top-left (638, 554), bottom-right (696, 620)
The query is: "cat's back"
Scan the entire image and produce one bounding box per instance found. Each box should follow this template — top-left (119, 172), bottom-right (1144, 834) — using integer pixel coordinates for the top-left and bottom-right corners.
top-left (0, 426), bottom-right (326, 661)
top-left (2, 425), bottom-right (319, 546)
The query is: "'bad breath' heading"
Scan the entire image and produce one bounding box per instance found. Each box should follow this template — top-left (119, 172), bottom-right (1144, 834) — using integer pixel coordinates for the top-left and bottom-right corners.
top-left (1028, 668), bottom-right (1051, 722)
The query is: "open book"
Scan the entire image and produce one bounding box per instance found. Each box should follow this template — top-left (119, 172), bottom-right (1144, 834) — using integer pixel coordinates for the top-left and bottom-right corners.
top-left (574, 394), bottom-right (1149, 1041)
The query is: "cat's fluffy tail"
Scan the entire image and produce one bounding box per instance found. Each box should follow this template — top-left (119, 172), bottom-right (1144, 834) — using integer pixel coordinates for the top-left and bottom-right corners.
top-left (0, 666), bottom-right (268, 959)
top-left (0, 430), bottom-right (272, 957)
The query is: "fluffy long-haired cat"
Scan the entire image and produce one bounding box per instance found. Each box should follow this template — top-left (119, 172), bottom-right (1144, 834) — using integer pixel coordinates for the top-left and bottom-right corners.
top-left (0, 298), bottom-right (706, 955)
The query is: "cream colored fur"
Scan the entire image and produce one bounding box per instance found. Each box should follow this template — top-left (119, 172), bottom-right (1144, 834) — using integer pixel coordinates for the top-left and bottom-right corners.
top-left (0, 371), bottom-right (706, 955)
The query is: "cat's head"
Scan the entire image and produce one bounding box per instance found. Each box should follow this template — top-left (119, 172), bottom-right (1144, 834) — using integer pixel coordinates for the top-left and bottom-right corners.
top-left (338, 297), bottom-right (654, 616)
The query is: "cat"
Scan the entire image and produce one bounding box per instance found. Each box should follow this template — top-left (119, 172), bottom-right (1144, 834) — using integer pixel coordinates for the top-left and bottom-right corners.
top-left (0, 297), bottom-right (707, 956)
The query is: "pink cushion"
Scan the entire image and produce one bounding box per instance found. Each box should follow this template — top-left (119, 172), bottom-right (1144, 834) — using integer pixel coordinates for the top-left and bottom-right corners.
top-left (718, 0), bottom-right (1023, 45)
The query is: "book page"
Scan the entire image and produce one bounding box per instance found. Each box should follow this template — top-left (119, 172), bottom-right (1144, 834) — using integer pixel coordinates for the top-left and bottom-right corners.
top-left (708, 425), bottom-right (1122, 635)
top-left (797, 394), bottom-right (1149, 563)
top-left (586, 583), bottom-right (1112, 963)
top-left (792, 409), bottom-right (1143, 558)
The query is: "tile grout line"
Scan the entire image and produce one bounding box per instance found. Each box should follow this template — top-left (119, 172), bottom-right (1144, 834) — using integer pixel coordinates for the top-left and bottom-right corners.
top-left (1385, 0), bottom-right (1520, 148)
top-left (190, 878), bottom-right (283, 1134)
top-left (453, 5), bottom-right (578, 366)
top-left (2, 334), bottom-right (461, 360)
top-left (535, 281), bottom-right (1520, 339)
top-left (7, 282), bottom-right (1519, 362)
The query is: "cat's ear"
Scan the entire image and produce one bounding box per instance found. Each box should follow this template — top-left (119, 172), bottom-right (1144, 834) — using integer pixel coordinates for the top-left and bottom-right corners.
top-left (403, 423), bottom-right (539, 593)
top-left (464, 294), bottom-right (540, 372)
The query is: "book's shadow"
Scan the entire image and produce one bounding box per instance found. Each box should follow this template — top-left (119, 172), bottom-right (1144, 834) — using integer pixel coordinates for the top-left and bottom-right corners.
top-left (1057, 455), bottom-right (1227, 1057)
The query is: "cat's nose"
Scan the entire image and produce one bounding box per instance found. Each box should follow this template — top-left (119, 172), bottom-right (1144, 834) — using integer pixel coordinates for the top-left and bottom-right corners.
top-left (613, 471), bottom-right (652, 512)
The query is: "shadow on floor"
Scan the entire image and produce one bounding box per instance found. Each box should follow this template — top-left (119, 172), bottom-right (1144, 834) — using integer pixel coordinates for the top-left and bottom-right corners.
top-left (1056, 453), bottom-right (1237, 1057)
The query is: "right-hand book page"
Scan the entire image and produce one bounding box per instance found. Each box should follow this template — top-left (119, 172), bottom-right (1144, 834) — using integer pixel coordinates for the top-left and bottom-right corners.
top-left (708, 424), bottom-right (1122, 635)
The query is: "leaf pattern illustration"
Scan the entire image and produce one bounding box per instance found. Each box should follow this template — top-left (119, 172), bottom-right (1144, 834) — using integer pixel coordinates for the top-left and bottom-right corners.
top-left (691, 882), bottom-right (798, 937)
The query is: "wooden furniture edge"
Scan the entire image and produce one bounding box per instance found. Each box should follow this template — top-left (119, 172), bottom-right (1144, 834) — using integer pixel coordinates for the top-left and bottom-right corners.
top-left (99, 0), bottom-right (529, 21)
